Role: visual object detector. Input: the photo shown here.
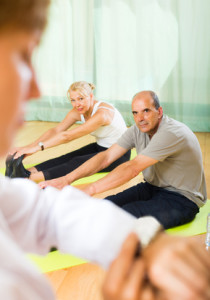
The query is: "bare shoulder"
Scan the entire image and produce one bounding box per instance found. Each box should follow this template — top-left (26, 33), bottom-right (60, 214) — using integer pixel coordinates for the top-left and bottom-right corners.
top-left (95, 102), bottom-right (115, 125)
top-left (98, 101), bottom-right (115, 110)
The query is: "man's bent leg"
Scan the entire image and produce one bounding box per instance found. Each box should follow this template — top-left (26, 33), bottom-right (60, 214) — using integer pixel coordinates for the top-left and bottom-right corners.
top-left (105, 182), bottom-right (153, 208)
top-left (121, 189), bottom-right (199, 229)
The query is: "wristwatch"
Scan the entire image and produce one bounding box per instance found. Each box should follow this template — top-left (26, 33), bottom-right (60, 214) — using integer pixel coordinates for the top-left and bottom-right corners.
top-left (134, 216), bottom-right (163, 248)
top-left (38, 142), bottom-right (44, 151)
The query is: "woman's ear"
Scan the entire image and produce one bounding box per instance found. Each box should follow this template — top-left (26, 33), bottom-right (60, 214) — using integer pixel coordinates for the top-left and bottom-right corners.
top-left (90, 93), bottom-right (94, 101)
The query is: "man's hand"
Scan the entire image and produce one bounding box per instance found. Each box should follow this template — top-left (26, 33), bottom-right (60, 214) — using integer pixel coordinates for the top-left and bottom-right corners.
top-left (143, 232), bottom-right (210, 300)
top-left (38, 176), bottom-right (69, 190)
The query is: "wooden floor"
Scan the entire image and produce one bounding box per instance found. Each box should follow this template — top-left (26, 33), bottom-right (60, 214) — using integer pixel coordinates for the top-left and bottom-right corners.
top-left (1, 121), bottom-right (209, 300)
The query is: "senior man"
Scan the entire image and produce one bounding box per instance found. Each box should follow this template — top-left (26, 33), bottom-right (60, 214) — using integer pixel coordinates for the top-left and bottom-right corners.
top-left (41, 91), bottom-right (206, 229)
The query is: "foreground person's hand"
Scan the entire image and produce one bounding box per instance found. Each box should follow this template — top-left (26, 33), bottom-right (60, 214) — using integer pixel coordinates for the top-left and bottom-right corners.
top-left (143, 232), bottom-right (210, 300)
top-left (102, 233), bottom-right (158, 300)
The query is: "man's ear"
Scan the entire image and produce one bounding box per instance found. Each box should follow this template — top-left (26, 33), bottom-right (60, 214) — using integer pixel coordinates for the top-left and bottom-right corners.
top-left (158, 106), bottom-right (163, 119)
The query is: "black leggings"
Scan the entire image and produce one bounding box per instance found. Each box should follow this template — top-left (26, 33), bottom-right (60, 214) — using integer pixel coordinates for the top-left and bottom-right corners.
top-left (35, 143), bottom-right (131, 180)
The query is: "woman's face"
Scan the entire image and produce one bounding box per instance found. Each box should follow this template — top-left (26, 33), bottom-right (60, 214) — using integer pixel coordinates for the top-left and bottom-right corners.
top-left (69, 90), bottom-right (93, 115)
top-left (0, 29), bottom-right (41, 156)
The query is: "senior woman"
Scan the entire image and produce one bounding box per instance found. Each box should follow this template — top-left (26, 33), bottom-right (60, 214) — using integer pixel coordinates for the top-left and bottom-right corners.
top-left (7, 80), bottom-right (130, 184)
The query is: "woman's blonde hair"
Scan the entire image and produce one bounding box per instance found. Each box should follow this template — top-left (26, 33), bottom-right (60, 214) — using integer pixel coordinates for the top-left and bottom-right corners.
top-left (67, 81), bottom-right (96, 100)
top-left (0, 0), bottom-right (50, 32)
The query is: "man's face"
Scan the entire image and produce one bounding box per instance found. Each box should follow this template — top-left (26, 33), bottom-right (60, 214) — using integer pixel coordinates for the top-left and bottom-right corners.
top-left (0, 29), bottom-right (41, 156)
top-left (132, 92), bottom-right (163, 137)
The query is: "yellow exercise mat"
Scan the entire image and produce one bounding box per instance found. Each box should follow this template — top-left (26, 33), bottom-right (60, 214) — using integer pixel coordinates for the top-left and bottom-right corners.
top-left (28, 200), bottom-right (209, 273)
top-left (28, 251), bottom-right (86, 273)
top-left (166, 199), bottom-right (210, 236)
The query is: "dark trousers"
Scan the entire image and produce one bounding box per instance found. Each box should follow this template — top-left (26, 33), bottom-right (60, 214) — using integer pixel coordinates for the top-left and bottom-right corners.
top-left (35, 142), bottom-right (131, 180)
top-left (106, 182), bottom-right (199, 229)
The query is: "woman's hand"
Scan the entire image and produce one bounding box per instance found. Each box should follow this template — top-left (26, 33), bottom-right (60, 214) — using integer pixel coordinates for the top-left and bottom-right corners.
top-left (38, 176), bottom-right (69, 190)
top-left (9, 146), bottom-right (37, 159)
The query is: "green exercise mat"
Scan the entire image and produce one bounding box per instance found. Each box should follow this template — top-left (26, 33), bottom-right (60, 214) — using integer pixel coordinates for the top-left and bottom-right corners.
top-left (28, 251), bottom-right (86, 273)
top-left (28, 200), bottom-right (209, 273)
top-left (166, 199), bottom-right (210, 236)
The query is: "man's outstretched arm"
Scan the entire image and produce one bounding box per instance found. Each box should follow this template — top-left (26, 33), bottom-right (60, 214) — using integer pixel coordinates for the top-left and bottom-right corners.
top-left (82, 154), bottom-right (158, 196)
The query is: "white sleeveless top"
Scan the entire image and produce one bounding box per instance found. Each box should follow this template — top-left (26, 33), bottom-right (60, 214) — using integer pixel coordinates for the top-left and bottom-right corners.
top-left (80, 101), bottom-right (127, 148)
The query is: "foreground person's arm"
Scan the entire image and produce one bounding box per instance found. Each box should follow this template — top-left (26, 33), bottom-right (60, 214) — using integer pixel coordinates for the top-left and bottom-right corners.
top-left (0, 176), bottom-right (137, 268)
top-left (1, 177), bottom-right (210, 299)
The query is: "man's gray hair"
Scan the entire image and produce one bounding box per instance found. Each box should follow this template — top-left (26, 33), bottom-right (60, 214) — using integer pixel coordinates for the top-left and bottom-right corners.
top-left (132, 91), bottom-right (160, 110)
top-left (150, 91), bottom-right (160, 109)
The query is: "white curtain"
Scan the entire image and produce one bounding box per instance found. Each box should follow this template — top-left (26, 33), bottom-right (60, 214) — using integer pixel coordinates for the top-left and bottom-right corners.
top-left (27, 0), bottom-right (210, 131)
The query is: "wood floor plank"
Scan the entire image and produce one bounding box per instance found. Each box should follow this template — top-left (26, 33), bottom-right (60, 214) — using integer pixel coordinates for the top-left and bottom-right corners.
top-left (48, 263), bottom-right (105, 300)
top-left (46, 269), bottom-right (69, 292)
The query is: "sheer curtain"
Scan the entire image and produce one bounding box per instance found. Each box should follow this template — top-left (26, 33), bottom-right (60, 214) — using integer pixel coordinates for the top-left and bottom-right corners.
top-left (29, 0), bottom-right (94, 121)
top-left (27, 0), bottom-right (210, 131)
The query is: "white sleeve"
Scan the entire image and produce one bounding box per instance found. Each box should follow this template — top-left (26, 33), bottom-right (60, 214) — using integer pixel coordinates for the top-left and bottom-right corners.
top-left (0, 176), bottom-right (137, 268)
top-left (0, 270), bottom-right (44, 300)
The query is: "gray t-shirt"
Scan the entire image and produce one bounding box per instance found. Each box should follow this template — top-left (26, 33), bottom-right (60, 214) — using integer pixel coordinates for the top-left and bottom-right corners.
top-left (117, 115), bottom-right (206, 207)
